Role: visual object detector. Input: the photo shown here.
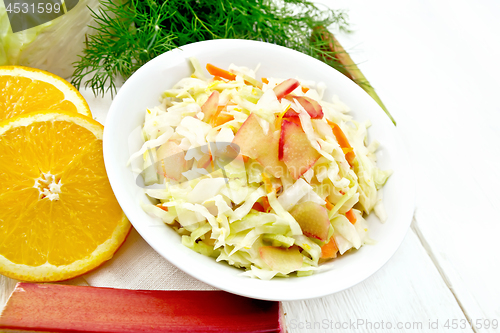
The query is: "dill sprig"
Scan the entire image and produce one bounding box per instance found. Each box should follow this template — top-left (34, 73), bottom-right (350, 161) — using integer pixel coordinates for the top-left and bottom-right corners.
top-left (71, 0), bottom-right (352, 96)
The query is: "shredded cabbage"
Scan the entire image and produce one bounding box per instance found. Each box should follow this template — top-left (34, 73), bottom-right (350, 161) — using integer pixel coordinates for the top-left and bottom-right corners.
top-left (133, 59), bottom-right (392, 279)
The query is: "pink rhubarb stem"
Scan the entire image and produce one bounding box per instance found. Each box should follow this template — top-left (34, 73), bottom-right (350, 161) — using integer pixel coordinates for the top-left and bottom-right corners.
top-left (0, 283), bottom-right (287, 333)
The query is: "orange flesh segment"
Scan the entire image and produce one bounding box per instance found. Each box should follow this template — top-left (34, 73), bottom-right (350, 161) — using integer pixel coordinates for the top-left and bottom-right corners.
top-left (0, 67), bottom-right (91, 122)
top-left (13, 80), bottom-right (78, 115)
top-left (0, 120), bottom-right (123, 266)
top-left (0, 111), bottom-right (129, 282)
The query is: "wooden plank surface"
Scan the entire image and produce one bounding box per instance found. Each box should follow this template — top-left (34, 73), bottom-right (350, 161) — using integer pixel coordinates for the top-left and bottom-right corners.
top-left (324, 0), bottom-right (500, 331)
top-left (283, 229), bottom-right (472, 333)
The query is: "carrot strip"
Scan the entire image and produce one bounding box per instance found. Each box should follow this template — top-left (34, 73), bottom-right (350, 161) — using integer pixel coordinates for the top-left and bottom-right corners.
top-left (325, 199), bottom-right (334, 211)
top-left (212, 113), bottom-right (234, 127)
top-left (206, 63), bottom-right (236, 81)
top-left (275, 105), bottom-right (292, 129)
top-left (345, 151), bottom-right (355, 166)
top-left (262, 174), bottom-right (274, 194)
top-left (212, 76), bottom-right (225, 81)
top-left (156, 204), bottom-right (168, 212)
top-left (345, 209), bottom-right (357, 224)
top-left (320, 236), bottom-right (338, 259)
top-left (301, 86), bottom-right (309, 93)
top-left (327, 119), bottom-right (356, 167)
top-left (261, 77), bottom-right (269, 84)
top-left (341, 147), bottom-right (353, 154)
top-left (209, 105), bottom-right (226, 127)
top-left (261, 197), bottom-right (272, 213)
top-left (327, 120), bottom-right (350, 148)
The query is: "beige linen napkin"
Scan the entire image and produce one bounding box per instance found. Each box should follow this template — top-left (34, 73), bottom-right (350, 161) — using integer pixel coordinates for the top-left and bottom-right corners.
top-left (79, 88), bottom-right (216, 291)
top-left (83, 228), bottom-right (215, 290)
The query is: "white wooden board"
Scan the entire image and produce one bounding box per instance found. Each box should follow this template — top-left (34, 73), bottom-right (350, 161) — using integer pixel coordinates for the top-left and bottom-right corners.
top-left (323, 0), bottom-right (500, 331)
top-left (284, 229), bottom-right (472, 333)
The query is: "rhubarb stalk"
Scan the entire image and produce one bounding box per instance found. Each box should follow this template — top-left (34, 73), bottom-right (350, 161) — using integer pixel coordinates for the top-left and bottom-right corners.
top-left (0, 283), bottom-right (287, 333)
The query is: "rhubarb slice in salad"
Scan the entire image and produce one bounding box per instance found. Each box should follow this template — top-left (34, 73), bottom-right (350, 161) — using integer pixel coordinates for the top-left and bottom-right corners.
top-left (131, 60), bottom-right (392, 279)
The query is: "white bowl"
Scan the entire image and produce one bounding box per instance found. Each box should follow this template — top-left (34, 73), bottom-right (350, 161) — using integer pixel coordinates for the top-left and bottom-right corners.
top-left (104, 39), bottom-right (415, 301)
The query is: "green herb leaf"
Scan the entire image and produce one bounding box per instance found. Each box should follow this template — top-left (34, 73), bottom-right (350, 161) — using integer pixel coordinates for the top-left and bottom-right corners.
top-left (71, 0), bottom-right (350, 96)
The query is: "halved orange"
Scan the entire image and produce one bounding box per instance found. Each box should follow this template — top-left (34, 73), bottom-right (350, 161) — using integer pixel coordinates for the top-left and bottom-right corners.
top-left (0, 110), bottom-right (130, 281)
top-left (0, 66), bottom-right (91, 122)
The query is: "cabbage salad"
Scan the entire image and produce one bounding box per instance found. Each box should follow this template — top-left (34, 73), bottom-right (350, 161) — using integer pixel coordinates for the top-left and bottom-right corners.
top-left (132, 58), bottom-right (392, 279)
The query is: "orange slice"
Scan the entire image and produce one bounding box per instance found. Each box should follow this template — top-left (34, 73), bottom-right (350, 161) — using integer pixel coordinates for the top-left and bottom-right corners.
top-left (0, 66), bottom-right (91, 122)
top-left (0, 110), bottom-right (130, 282)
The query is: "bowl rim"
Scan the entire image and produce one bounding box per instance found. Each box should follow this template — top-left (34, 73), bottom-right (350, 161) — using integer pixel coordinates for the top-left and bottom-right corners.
top-left (103, 38), bottom-right (415, 301)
